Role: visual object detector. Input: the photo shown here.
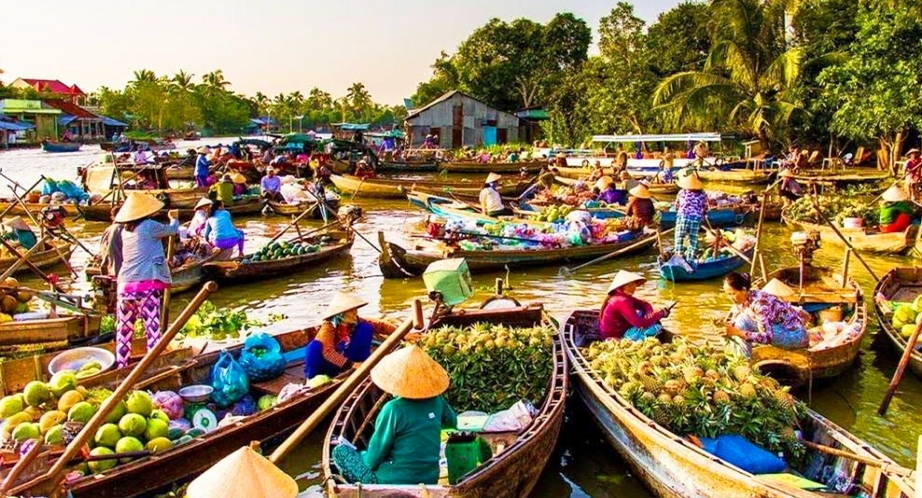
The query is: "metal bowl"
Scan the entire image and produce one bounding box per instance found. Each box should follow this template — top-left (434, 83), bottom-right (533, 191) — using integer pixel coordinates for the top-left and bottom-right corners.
top-left (48, 347), bottom-right (115, 376)
top-left (179, 385), bottom-right (214, 403)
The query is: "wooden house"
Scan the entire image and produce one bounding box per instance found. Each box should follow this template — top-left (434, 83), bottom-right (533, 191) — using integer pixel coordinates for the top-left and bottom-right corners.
top-left (405, 90), bottom-right (519, 148)
top-left (0, 99), bottom-right (62, 141)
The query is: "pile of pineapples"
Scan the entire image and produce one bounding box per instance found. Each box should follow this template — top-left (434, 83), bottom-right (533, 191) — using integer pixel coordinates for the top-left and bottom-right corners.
top-left (584, 336), bottom-right (805, 460)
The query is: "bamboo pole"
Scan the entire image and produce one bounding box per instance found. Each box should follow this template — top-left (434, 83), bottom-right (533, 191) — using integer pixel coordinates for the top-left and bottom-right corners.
top-left (559, 229), bottom-right (673, 276)
top-left (801, 440), bottom-right (914, 478)
top-left (750, 193), bottom-right (768, 276)
top-left (0, 235), bottom-right (53, 284)
top-left (268, 299), bottom-right (422, 463)
top-left (878, 314), bottom-right (922, 416)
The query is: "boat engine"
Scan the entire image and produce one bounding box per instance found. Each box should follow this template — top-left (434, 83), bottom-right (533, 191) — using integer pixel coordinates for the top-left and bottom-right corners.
top-left (791, 230), bottom-right (821, 265)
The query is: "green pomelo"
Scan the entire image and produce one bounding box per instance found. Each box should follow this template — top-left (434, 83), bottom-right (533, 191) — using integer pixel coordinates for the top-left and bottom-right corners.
top-left (145, 437), bottom-right (173, 454)
top-left (0, 395), bottom-right (24, 418)
top-left (58, 390), bottom-right (84, 413)
top-left (12, 422), bottom-right (40, 442)
top-left (115, 436), bottom-right (144, 463)
top-left (149, 409), bottom-right (170, 423)
top-left (94, 423), bottom-right (122, 449)
top-left (117, 413), bottom-right (147, 438)
top-left (87, 447), bottom-right (116, 473)
top-left (105, 400), bottom-right (128, 424)
top-left (23, 381), bottom-right (51, 407)
top-left (44, 425), bottom-right (63, 445)
top-left (67, 401), bottom-right (97, 424)
top-left (39, 410), bottom-right (66, 434)
top-left (125, 391), bottom-right (153, 417)
top-left (49, 370), bottom-right (78, 398)
top-left (144, 418), bottom-right (169, 441)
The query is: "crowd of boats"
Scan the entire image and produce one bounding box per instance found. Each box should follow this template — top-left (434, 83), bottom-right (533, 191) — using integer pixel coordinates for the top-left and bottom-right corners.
top-left (0, 132), bottom-right (921, 497)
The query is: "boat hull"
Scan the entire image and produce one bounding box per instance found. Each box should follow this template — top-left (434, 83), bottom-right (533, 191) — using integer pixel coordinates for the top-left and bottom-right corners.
top-left (658, 247), bottom-right (752, 282)
top-left (782, 216), bottom-right (915, 255)
top-left (204, 234), bottom-right (353, 283)
top-left (873, 267), bottom-right (922, 379)
top-left (41, 141), bottom-right (82, 153)
top-left (0, 242), bottom-right (74, 276)
top-left (330, 174), bottom-right (530, 199)
top-left (439, 161), bottom-right (544, 174)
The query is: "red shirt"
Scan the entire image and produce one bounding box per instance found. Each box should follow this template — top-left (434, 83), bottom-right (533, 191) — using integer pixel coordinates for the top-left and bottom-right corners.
top-left (599, 290), bottom-right (665, 340)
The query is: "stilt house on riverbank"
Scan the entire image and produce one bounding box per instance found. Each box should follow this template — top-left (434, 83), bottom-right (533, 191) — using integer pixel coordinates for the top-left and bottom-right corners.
top-left (405, 90), bottom-right (519, 148)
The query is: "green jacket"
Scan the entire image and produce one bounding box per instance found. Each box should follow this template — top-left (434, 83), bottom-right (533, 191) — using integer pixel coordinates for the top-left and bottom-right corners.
top-left (210, 182), bottom-right (234, 206)
top-left (879, 201), bottom-right (913, 225)
top-left (363, 396), bottom-right (457, 485)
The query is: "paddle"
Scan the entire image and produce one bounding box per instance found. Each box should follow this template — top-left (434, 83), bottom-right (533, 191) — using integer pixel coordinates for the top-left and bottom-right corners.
top-left (350, 176), bottom-right (366, 201)
top-left (799, 440), bottom-right (915, 478)
top-left (3, 281), bottom-right (219, 497)
top-left (559, 228), bottom-right (674, 276)
top-left (303, 183), bottom-right (382, 254)
top-left (809, 196), bottom-right (880, 283)
top-left (268, 299), bottom-right (423, 463)
top-left (878, 314), bottom-right (922, 416)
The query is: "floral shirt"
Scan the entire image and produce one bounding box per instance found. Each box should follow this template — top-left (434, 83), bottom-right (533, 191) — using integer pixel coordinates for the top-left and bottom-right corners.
top-left (906, 158), bottom-right (922, 184)
top-left (674, 189), bottom-right (708, 218)
top-left (732, 290), bottom-right (806, 345)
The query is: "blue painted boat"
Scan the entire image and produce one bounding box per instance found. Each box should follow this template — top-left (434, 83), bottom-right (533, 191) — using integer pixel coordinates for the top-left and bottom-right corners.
top-left (658, 207), bottom-right (748, 228)
top-left (658, 246), bottom-right (753, 281)
top-left (41, 141), bottom-right (82, 153)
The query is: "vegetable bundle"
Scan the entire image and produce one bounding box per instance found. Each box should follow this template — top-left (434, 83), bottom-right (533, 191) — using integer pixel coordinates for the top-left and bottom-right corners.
top-left (421, 323), bottom-right (554, 413)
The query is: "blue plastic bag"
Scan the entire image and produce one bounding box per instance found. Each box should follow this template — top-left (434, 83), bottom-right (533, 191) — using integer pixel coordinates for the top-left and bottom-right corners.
top-left (210, 351), bottom-right (250, 408)
top-left (41, 179), bottom-right (60, 196)
top-left (56, 180), bottom-right (89, 201)
top-left (238, 333), bottom-right (286, 382)
top-left (699, 434), bottom-right (786, 474)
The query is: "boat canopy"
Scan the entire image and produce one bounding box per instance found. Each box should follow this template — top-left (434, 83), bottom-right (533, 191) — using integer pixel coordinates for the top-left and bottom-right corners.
top-left (332, 123), bottom-right (370, 131)
top-left (591, 132), bottom-right (723, 143)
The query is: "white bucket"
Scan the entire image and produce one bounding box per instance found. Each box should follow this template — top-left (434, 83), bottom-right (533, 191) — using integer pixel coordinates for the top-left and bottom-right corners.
top-left (841, 217), bottom-right (864, 229)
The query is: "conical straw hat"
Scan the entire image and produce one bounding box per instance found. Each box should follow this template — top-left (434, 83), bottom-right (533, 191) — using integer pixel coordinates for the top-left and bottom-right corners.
top-left (595, 176), bottom-right (614, 191)
top-left (323, 291), bottom-right (368, 320)
top-left (197, 146), bottom-right (210, 154)
top-left (485, 172), bottom-right (502, 184)
top-left (761, 278), bottom-right (796, 298)
top-left (907, 148), bottom-right (919, 157)
top-left (628, 184), bottom-right (651, 199)
top-left (113, 192), bottom-right (164, 223)
top-left (882, 184), bottom-right (910, 202)
top-left (607, 270), bottom-right (646, 294)
top-left (3, 216), bottom-right (30, 231)
top-left (231, 173), bottom-right (247, 184)
top-left (186, 445), bottom-right (298, 498)
top-left (194, 198), bottom-right (213, 210)
top-left (371, 344), bottom-right (449, 399)
top-left (676, 168), bottom-right (704, 190)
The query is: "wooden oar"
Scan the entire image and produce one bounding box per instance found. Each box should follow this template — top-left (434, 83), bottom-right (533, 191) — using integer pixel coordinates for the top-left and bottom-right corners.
top-left (0, 236), bottom-right (54, 284)
top-left (265, 206), bottom-right (334, 246)
top-left (750, 192), bottom-right (769, 276)
top-left (0, 176), bottom-right (44, 220)
top-left (801, 440), bottom-right (915, 478)
top-left (350, 176), bottom-right (366, 201)
top-left (878, 313), bottom-right (922, 416)
top-left (559, 229), bottom-right (673, 276)
top-left (268, 299), bottom-right (422, 463)
top-left (809, 196), bottom-right (880, 283)
top-left (4, 281), bottom-right (218, 497)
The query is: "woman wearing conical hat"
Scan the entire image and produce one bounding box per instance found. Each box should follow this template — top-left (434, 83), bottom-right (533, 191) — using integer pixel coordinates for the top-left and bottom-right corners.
top-left (1, 216), bottom-right (36, 251)
top-left (722, 272), bottom-right (808, 355)
top-left (194, 146), bottom-right (211, 188)
top-left (107, 193), bottom-right (180, 368)
top-left (778, 169), bottom-right (803, 207)
top-left (331, 344), bottom-right (457, 485)
top-left (878, 184), bottom-right (915, 233)
top-left (303, 292), bottom-right (397, 379)
top-left (903, 148), bottom-right (921, 201)
top-left (599, 271), bottom-right (671, 341)
top-left (625, 183), bottom-right (655, 229)
top-left (479, 172), bottom-right (510, 216)
top-left (673, 168), bottom-right (708, 262)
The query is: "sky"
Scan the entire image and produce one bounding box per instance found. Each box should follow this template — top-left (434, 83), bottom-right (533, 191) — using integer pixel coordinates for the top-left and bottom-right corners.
top-left (1, 0), bottom-right (683, 105)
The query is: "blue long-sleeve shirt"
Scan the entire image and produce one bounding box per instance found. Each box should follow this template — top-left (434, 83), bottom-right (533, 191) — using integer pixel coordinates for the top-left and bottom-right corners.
top-left (195, 155), bottom-right (211, 177)
top-left (202, 209), bottom-right (240, 242)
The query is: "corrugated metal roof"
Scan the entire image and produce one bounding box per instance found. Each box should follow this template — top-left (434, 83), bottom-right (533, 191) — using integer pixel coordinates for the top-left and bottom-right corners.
top-left (20, 78), bottom-right (84, 95)
top-left (0, 120), bottom-right (35, 131)
top-left (44, 99), bottom-right (97, 118)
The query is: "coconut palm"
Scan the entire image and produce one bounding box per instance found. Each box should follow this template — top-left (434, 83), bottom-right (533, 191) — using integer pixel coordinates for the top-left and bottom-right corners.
top-left (346, 82), bottom-right (372, 121)
top-left (653, 0), bottom-right (804, 146)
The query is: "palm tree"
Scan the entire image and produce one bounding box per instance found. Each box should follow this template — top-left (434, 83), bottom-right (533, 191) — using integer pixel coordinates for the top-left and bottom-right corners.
top-left (203, 70), bottom-right (230, 90)
top-left (346, 82), bottom-right (372, 122)
top-left (653, 0), bottom-right (804, 146)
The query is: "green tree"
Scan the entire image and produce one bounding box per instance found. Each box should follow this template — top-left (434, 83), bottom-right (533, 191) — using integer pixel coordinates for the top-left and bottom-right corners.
top-left (654, 0), bottom-right (804, 146)
top-left (346, 82), bottom-right (372, 121)
top-left (645, 1), bottom-right (712, 77)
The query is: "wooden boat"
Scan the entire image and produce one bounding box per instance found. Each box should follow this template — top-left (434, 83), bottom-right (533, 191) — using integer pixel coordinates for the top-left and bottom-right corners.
top-left (781, 215), bottom-right (917, 255)
top-left (86, 252), bottom-right (219, 301)
top-left (40, 141), bottom-right (82, 153)
top-left (439, 160), bottom-right (545, 174)
top-left (330, 174), bottom-right (532, 200)
top-left (406, 191), bottom-right (532, 225)
top-left (0, 201), bottom-right (82, 218)
top-left (80, 195), bottom-right (263, 222)
top-left (749, 265), bottom-right (867, 385)
top-left (323, 304), bottom-right (566, 498)
top-left (658, 246), bottom-right (753, 282)
top-left (0, 312), bottom-right (103, 349)
top-left (554, 175), bottom-right (679, 195)
top-left (378, 230), bottom-right (657, 277)
top-left (267, 198), bottom-right (341, 220)
top-left (0, 240), bottom-right (74, 276)
top-left (696, 167), bottom-right (774, 185)
top-left (561, 309), bottom-right (915, 498)
top-left (203, 228), bottom-right (354, 284)
top-left (873, 267), bottom-right (922, 379)
top-left (791, 169), bottom-right (890, 185)
top-left (378, 160), bottom-right (439, 173)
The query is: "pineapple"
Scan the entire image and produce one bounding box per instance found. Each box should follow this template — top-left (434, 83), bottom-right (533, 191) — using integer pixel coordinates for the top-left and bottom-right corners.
top-left (739, 382), bottom-right (757, 399)
top-left (664, 379), bottom-right (683, 396)
top-left (683, 366), bottom-right (704, 385)
top-left (732, 365), bottom-right (752, 382)
top-left (652, 406), bottom-right (671, 427)
top-left (657, 393), bottom-right (673, 404)
top-left (713, 390), bottom-right (732, 405)
top-left (640, 375), bottom-right (663, 395)
top-left (672, 394), bottom-right (686, 407)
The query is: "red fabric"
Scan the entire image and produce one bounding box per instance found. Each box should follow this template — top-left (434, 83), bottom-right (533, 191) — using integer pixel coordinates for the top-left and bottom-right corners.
top-left (881, 212), bottom-right (911, 233)
top-left (599, 290), bottom-right (665, 340)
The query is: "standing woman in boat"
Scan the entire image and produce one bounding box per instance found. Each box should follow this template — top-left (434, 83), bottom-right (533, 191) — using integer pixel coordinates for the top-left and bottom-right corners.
top-left (106, 193), bottom-right (179, 368)
top-left (878, 184), bottom-right (915, 233)
top-left (599, 271), bottom-right (671, 341)
top-left (331, 344), bottom-right (456, 485)
top-left (903, 148), bottom-right (921, 201)
top-left (479, 172), bottom-right (510, 216)
top-left (673, 169), bottom-right (708, 262)
top-left (778, 169), bottom-right (803, 207)
top-left (194, 146), bottom-right (211, 188)
top-left (722, 272), bottom-right (808, 355)
top-left (303, 292), bottom-right (397, 379)
top-left (624, 183), bottom-right (655, 229)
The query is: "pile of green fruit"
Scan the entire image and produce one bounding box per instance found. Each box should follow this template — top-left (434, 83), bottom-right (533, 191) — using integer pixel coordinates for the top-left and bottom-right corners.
top-left (245, 240), bottom-right (320, 262)
top-left (584, 337), bottom-right (806, 461)
top-left (421, 323), bottom-right (554, 413)
top-left (180, 301), bottom-right (261, 340)
top-left (890, 297), bottom-right (922, 338)
top-left (533, 205), bottom-right (575, 222)
top-left (783, 196), bottom-right (876, 227)
top-left (75, 360), bottom-right (104, 379)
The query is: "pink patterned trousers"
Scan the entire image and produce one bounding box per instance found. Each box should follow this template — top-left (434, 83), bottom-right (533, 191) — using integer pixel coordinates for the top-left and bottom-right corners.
top-left (116, 289), bottom-right (163, 367)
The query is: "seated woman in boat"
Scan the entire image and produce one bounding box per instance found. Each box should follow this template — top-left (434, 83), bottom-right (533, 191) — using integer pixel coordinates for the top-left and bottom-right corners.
top-left (778, 169), bottom-right (803, 206)
top-left (617, 170), bottom-right (639, 191)
top-left (202, 200), bottom-right (245, 259)
top-left (625, 184), bottom-right (655, 229)
top-left (596, 176), bottom-right (626, 206)
top-left (331, 344), bottom-right (456, 485)
top-left (722, 272), bottom-right (808, 355)
top-left (354, 159), bottom-right (376, 179)
top-left (479, 172), bottom-right (510, 216)
top-left (260, 167), bottom-right (284, 203)
top-left (878, 184), bottom-right (915, 233)
top-left (587, 161), bottom-right (605, 182)
top-left (1, 217), bottom-right (36, 251)
top-left (210, 174), bottom-right (235, 206)
top-left (673, 169), bottom-right (708, 262)
top-left (187, 198), bottom-right (212, 237)
top-left (304, 292), bottom-right (397, 379)
top-left (600, 271), bottom-right (671, 341)
top-left (230, 173), bottom-right (248, 196)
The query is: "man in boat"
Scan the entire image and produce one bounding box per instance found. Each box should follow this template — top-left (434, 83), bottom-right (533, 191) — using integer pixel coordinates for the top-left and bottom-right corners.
top-left (599, 271), bottom-right (671, 341)
top-left (194, 146), bottom-right (211, 188)
top-left (133, 147), bottom-right (153, 165)
top-left (878, 184), bottom-right (915, 233)
top-left (655, 148), bottom-right (675, 184)
top-left (903, 148), bottom-right (921, 201)
top-left (303, 292), bottom-right (397, 379)
top-left (778, 169), bottom-right (803, 206)
top-left (260, 166), bottom-right (284, 203)
top-left (1, 216), bottom-right (36, 251)
top-left (722, 272), bottom-right (808, 356)
top-left (210, 174), bottom-right (235, 206)
top-left (330, 344), bottom-right (456, 485)
top-left (625, 183), bottom-right (655, 229)
top-left (673, 169), bottom-right (708, 263)
top-left (479, 172), bottom-right (510, 216)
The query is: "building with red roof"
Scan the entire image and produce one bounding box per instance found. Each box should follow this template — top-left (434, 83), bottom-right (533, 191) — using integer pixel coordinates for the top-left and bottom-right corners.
top-left (9, 78), bottom-right (87, 105)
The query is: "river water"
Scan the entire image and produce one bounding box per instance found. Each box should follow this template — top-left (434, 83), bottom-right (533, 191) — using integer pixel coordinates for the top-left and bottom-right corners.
top-left (1, 139), bottom-right (920, 497)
